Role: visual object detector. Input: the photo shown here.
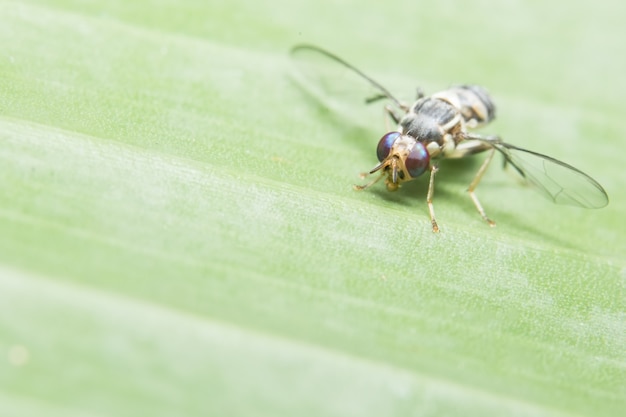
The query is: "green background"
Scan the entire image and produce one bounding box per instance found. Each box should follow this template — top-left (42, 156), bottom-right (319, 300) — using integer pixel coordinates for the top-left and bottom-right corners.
top-left (1, 1), bottom-right (624, 416)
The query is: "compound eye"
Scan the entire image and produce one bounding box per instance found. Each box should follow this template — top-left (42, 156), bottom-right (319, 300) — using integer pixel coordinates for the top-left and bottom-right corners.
top-left (405, 142), bottom-right (430, 178)
top-left (376, 132), bottom-right (401, 162)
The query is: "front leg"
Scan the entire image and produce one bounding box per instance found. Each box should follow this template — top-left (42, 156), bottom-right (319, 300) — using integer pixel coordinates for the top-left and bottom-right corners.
top-left (426, 165), bottom-right (440, 233)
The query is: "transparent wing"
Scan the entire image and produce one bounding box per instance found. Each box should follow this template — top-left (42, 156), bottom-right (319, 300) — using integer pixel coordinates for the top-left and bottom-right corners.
top-left (493, 142), bottom-right (609, 208)
top-left (289, 44), bottom-right (404, 118)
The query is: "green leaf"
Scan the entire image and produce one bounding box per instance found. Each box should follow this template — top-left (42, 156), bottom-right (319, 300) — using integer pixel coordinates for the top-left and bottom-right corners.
top-left (1, 1), bottom-right (624, 416)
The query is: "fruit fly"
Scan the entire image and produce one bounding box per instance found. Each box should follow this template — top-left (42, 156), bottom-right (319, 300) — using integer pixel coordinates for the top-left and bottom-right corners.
top-left (290, 44), bottom-right (609, 232)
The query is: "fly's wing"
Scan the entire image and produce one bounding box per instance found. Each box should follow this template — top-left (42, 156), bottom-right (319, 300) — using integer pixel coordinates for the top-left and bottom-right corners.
top-left (493, 142), bottom-right (609, 208)
top-left (290, 44), bottom-right (404, 121)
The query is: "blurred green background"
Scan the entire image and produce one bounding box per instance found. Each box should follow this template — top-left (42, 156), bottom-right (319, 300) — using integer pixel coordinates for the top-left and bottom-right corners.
top-left (1, 1), bottom-right (624, 416)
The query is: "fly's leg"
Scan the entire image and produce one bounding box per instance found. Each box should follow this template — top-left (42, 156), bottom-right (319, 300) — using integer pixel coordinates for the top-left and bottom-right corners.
top-left (383, 104), bottom-right (403, 131)
top-left (427, 165), bottom-right (440, 233)
top-left (365, 93), bottom-right (387, 104)
top-left (415, 87), bottom-right (425, 100)
top-left (468, 148), bottom-right (496, 227)
top-left (366, 94), bottom-right (406, 130)
top-left (354, 172), bottom-right (384, 191)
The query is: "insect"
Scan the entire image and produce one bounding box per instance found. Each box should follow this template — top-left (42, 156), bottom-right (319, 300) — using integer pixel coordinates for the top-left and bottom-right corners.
top-left (290, 44), bottom-right (609, 232)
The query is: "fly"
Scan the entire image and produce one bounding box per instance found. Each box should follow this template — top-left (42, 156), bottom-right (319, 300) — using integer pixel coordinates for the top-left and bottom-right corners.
top-left (290, 44), bottom-right (609, 232)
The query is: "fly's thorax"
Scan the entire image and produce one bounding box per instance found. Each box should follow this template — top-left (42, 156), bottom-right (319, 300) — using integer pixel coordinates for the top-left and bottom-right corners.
top-left (400, 113), bottom-right (443, 144)
top-left (400, 96), bottom-right (465, 151)
top-left (431, 85), bottom-right (496, 128)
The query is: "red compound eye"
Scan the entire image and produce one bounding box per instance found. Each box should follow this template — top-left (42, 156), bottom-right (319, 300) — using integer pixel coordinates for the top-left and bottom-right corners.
top-left (405, 142), bottom-right (429, 178)
top-left (376, 132), bottom-right (400, 162)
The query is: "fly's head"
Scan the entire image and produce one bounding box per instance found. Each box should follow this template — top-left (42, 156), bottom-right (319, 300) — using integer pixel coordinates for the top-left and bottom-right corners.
top-left (356, 131), bottom-right (430, 192)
